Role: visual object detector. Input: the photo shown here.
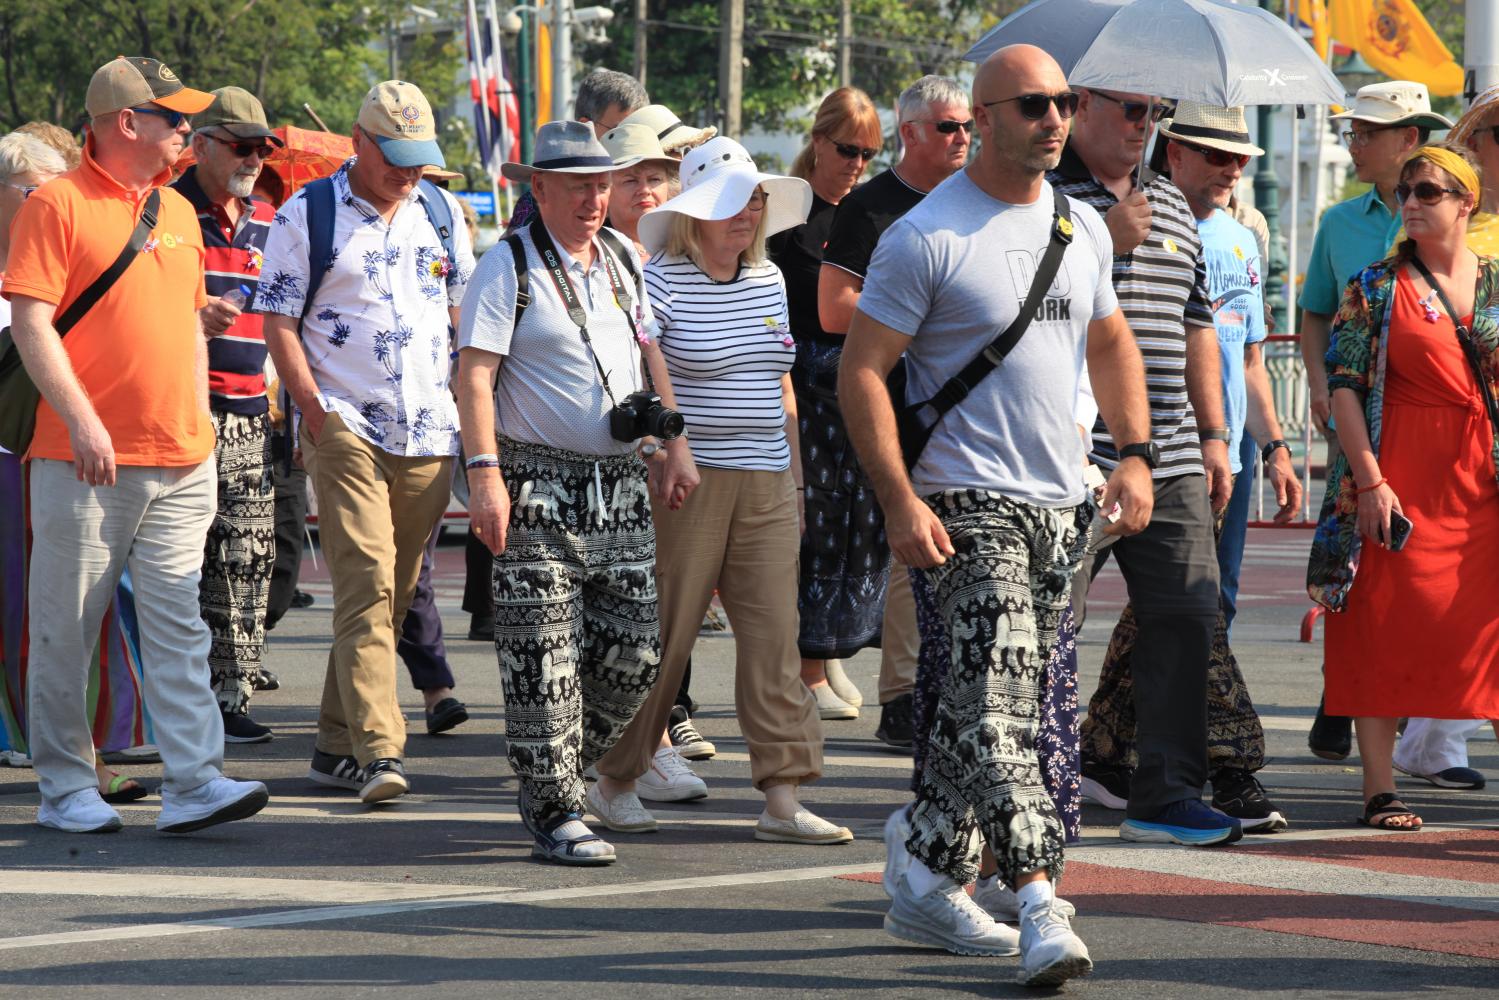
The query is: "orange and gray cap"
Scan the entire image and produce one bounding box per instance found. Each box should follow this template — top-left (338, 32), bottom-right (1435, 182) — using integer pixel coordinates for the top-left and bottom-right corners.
top-left (85, 56), bottom-right (214, 119)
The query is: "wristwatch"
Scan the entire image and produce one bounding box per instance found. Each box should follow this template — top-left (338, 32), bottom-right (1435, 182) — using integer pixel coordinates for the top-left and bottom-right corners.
top-left (1261, 438), bottom-right (1291, 463)
top-left (1118, 442), bottom-right (1160, 469)
top-left (1198, 427), bottom-right (1231, 443)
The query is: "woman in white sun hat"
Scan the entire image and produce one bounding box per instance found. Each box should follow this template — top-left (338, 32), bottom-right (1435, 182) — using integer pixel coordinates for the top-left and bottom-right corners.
top-left (588, 137), bottom-right (853, 846)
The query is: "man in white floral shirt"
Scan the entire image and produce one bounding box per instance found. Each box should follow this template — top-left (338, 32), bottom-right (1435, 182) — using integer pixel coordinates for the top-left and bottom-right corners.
top-left (260, 80), bottom-right (475, 804)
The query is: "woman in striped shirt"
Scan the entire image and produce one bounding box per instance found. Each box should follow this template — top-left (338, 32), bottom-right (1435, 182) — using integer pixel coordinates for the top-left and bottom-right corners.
top-left (588, 138), bottom-right (852, 845)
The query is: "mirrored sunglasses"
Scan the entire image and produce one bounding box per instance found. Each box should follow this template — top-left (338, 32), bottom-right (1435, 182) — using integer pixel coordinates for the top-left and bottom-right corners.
top-left (130, 105), bottom-right (189, 129)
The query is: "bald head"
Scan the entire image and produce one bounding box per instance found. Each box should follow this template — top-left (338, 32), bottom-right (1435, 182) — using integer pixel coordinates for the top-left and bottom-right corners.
top-left (973, 45), bottom-right (1067, 109)
top-left (971, 44), bottom-right (1073, 185)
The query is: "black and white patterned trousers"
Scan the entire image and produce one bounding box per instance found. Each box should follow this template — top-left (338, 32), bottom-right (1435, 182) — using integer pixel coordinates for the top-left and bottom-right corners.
top-left (199, 410), bottom-right (274, 714)
top-left (493, 437), bottom-right (661, 830)
top-left (905, 490), bottom-right (1088, 887)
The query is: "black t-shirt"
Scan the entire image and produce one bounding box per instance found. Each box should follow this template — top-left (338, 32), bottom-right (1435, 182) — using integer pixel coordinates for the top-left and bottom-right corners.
top-left (822, 167), bottom-right (927, 280)
top-left (768, 193), bottom-right (837, 343)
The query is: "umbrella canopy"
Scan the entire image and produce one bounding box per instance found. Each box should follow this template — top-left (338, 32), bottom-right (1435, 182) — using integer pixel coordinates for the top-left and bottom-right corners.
top-left (174, 125), bottom-right (353, 196)
top-left (965, 0), bottom-right (1346, 107)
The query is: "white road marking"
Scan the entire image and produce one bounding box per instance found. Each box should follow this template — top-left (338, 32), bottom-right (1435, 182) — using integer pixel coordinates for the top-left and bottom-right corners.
top-left (0, 871), bottom-right (505, 904)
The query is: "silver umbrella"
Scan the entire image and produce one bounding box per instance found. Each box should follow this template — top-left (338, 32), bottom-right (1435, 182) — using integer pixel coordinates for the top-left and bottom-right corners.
top-left (965, 0), bottom-right (1345, 107)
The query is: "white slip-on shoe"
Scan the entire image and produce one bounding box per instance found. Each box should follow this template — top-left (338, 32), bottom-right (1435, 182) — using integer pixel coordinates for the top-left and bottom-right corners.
top-left (823, 659), bottom-right (863, 708)
top-left (884, 870), bottom-right (1020, 957)
top-left (585, 784), bottom-right (658, 833)
top-left (38, 788), bottom-right (123, 834)
top-left (156, 776), bottom-right (269, 833)
top-left (754, 807), bottom-right (854, 845)
top-left (1017, 898), bottom-right (1093, 986)
top-left (973, 876), bottom-right (1077, 924)
top-left (883, 805), bottom-right (913, 898)
top-left (635, 747), bottom-right (708, 802)
top-left (808, 682), bottom-right (859, 721)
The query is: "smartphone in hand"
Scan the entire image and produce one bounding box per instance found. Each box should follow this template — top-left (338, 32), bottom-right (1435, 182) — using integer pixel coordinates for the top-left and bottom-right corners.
top-left (1387, 511), bottom-right (1414, 551)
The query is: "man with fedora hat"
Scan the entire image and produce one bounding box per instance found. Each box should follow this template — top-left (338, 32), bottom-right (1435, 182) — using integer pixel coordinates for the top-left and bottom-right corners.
top-left (259, 79), bottom-right (474, 805)
top-left (173, 86), bottom-right (284, 746)
top-left (458, 120), bottom-right (696, 866)
top-left (7, 56), bottom-right (270, 834)
top-left (1299, 81), bottom-right (1451, 761)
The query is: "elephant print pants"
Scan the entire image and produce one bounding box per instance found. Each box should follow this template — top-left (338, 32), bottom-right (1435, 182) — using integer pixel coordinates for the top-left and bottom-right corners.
top-left (200, 410), bottom-right (275, 714)
top-left (493, 438), bottom-right (662, 831)
top-left (905, 490), bottom-right (1087, 887)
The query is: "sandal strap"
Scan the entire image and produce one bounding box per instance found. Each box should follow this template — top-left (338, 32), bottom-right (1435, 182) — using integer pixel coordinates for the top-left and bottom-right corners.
top-left (1365, 791), bottom-right (1401, 814)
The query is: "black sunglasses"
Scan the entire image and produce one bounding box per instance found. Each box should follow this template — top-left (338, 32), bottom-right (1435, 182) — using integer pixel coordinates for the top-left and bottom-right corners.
top-left (982, 92), bottom-right (1080, 121)
top-left (205, 134), bottom-right (275, 159)
top-left (130, 105), bottom-right (189, 129)
top-left (917, 119), bottom-right (974, 135)
top-left (1179, 142), bottom-right (1250, 169)
top-left (1089, 90), bottom-right (1166, 123)
top-left (832, 141), bottom-right (878, 162)
top-left (1395, 180), bottom-right (1466, 205)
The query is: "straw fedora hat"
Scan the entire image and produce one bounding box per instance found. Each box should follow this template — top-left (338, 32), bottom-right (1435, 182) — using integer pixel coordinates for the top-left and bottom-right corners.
top-left (1159, 101), bottom-right (1264, 158)
top-left (1450, 83), bottom-right (1499, 147)
top-left (599, 122), bottom-right (677, 167)
top-left (636, 137), bottom-right (811, 255)
top-left (617, 104), bottom-right (717, 155)
top-left (500, 120), bottom-right (635, 182)
top-left (1329, 81), bottom-right (1453, 131)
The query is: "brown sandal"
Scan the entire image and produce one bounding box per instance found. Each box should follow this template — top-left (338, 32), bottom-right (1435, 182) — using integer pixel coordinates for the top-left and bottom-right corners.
top-left (1358, 791), bottom-right (1422, 830)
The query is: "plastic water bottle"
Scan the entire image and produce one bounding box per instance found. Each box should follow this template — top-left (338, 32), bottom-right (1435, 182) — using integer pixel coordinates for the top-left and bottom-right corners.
top-left (221, 283), bottom-right (252, 310)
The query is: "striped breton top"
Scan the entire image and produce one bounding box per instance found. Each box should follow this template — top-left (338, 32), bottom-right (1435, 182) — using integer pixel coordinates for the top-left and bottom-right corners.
top-left (645, 252), bottom-right (796, 471)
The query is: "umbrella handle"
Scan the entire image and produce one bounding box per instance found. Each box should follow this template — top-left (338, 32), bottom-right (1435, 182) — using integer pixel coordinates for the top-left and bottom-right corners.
top-left (1134, 117), bottom-right (1159, 190)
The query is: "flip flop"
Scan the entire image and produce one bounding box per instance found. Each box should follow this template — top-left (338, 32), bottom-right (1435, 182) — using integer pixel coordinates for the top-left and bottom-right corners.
top-left (101, 773), bottom-right (149, 804)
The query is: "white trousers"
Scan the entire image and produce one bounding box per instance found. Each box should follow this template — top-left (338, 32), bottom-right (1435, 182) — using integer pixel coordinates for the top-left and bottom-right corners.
top-left (1394, 717), bottom-right (1489, 774)
top-left (27, 458), bottom-right (223, 802)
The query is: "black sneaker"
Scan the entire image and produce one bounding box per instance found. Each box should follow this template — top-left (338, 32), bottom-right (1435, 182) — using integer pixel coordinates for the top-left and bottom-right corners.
top-left (307, 749), bottom-right (365, 791)
top-left (1308, 695), bottom-right (1352, 760)
top-left (290, 589), bottom-right (315, 609)
top-left (667, 705), bottom-right (716, 760)
top-left (876, 693), bottom-right (915, 752)
top-left (360, 758), bottom-right (408, 803)
top-left (222, 710), bottom-right (273, 744)
top-left (1211, 768), bottom-right (1289, 832)
top-left (466, 613), bottom-right (494, 642)
top-left (1079, 762), bottom-right (1132, 811)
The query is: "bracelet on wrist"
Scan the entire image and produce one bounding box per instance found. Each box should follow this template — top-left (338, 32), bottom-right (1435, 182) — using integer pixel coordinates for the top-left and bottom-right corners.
top-left (465, 453), bottom-right (499, 469)
top-left (1353, 476), bottom-right (1387, 496)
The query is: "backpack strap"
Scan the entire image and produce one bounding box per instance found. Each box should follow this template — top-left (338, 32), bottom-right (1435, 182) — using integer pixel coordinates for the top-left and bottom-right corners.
top-left (417, 179), bottom-right (458, 286)
top-left (506, 231), bottom-right (530, 330)
top-left (299, 177), bottom-right (337, 324)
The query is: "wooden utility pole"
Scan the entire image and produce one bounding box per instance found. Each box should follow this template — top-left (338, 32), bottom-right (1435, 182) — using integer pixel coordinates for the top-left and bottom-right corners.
top-left (838, 0), bottom-right (852, 87)
top-left (634, 0), bottom-right (648, 86)
top-left (719, 0), bottom-right (743, 136)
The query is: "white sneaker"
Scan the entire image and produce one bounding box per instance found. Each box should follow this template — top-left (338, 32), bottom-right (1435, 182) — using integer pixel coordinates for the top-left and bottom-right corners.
top-left (808, 682), bottom-right (858, 720)
top-left (973, 875), bottom-right (1077, 923)
top-left (156, 776), bottom-right (269, 833)
top-left (635, 747), bottom-right (708, 802)
top-left (883, 805), bottom-right (913, 898)
top-left (586, 783), bottom-right (658, 833)
top-left (1017, 898), bottom-right (1093, 986)
top-left (823, 659), bottom-right (863, 708)
top-left (37, 788), bottom-right (122, 833)
top-left (884, 870), bottom-right (1021, 957)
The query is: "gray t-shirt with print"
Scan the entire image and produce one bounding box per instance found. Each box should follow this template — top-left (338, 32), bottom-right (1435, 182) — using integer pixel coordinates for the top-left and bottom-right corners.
top-left (858, 172), bottom-right (1117, 507)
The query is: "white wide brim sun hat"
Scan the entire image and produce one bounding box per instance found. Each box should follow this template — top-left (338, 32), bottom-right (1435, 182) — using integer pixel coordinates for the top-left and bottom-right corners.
top-left (636, 136), bottom-right (812, 255)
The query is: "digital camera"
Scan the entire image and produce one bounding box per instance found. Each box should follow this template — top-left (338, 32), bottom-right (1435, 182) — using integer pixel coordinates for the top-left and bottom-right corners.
top-left (609, 391), bottom-right (684, 443)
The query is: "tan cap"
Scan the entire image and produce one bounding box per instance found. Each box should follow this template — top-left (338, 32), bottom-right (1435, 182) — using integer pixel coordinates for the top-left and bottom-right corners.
top-left (193, 86), bottom-right (283, 145)
top-left (86, 56), bottom-right (213, 119)
top-left (357, 80), bottom-right (444, 169)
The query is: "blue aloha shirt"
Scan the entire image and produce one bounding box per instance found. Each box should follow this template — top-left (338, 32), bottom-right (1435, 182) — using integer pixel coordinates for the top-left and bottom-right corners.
top-left (256, 159), bottom-right (475, 456)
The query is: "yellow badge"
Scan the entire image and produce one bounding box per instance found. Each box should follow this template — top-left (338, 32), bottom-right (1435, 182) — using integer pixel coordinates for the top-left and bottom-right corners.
top-left (161, 232), bottom-right (177, 249)
top-left (1057, 217), bottom-right (1074, 238)
top-left (1163, 237), bottom-right (1178, 254)
top-left (1233, 244), bottom-right (1245, 261)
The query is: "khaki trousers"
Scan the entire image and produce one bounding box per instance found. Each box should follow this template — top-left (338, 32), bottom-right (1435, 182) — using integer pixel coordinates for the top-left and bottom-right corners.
top-left (301, 413), bottom-right (452, 764)
top-left (597, 465), bottom-right (823, 789)
top-left (878, 558), bottom-right (918, 703)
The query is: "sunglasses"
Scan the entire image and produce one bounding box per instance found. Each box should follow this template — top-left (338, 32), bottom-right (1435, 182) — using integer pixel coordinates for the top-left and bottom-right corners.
top-left (1340, 124), bottom-right (1403, 147)
top-left (2, 180), bottom-right (37, 200)
top-left (205, 133), bottom-right (275, 159)
top-left (1179, 142), bottom-right (1251, 169)
top-left (982, 92), bottom-right (1080, 121)
top-left (130, 105), bottom-right (189, 129)
top-left (832, 141), bottom-right (878, 162)
top-left (1395, 180), bottom-right (1466, 205)
top-left (917, 119), bottom-right (974, 135)
top-left (1089, 90), bottom-right (1166, 123)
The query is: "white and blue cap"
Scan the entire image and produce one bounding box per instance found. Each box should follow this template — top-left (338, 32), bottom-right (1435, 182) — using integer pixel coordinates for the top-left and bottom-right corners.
top-left (357, 80), bottom-right (445, 169)
top-left (501, 120), bottom-right (618, 182)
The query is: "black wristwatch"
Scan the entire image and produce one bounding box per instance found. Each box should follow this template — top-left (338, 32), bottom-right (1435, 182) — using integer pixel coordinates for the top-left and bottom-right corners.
top-left (1118, 442), bottom-right (1160, 469)
top-left (1198, 427), bottom-right (1231, 443)
top-left (1261, 438), bottom-right (1291, 463)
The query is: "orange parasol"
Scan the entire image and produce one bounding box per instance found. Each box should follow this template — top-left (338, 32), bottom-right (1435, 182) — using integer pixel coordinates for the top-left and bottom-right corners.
top-left (175, 125), bottom-right (354, 196)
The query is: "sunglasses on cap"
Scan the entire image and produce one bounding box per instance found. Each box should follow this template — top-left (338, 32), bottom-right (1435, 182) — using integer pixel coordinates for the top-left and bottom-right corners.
top-left (915, 119), bottom-right (974, 135)
top-left (204, 133), bottom-right (275, 159)
top-left (982, 92), bottom-right (1080, 121)
top-left (1089, 90), bottom-right (1166, 124)
top-left (130, 105), bottom-right (189, 129)
top-left (1395, 180), bottom-right (1467, 205)
top-left (832, 141), bottom-right (878, 162)
top-left (1179, 143), bottom-right (1250, 169)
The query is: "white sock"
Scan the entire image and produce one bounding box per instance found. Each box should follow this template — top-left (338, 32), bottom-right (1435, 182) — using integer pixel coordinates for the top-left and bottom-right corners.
top-left (1016, 878), bottom-right (1054, 915)
top-left (905, 858), bottom-right (950, 896)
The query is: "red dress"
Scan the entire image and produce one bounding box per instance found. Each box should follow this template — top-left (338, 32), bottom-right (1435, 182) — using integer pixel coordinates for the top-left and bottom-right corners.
top-left (1325, 271), bottom-right (1499, 719)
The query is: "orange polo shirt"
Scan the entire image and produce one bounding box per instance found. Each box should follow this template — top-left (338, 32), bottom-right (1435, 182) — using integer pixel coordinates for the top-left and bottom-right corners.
top-left (4, 136), bottom-right (211, 466)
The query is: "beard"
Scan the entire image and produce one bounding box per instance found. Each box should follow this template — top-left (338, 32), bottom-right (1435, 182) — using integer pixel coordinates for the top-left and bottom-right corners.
top-left (226, 171), bottom-right (257, 198)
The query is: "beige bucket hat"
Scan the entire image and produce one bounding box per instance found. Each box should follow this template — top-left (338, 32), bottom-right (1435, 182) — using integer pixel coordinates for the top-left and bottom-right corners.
top-left (616, 104), bottom-right (717, 155)
top-left (1330, 81), bottom-right (1452, 131)
top-left (599, 122), bottom-right (677, 167)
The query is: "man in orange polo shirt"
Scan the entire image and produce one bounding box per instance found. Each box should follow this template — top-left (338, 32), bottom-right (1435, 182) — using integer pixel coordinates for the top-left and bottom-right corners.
top-left (5, 56), bottom-right (270, 834)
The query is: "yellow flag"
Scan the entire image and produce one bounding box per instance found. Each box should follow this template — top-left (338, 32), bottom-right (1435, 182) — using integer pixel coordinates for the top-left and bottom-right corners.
top-left (536, 19), bottom-right (553, 126)
top-left (1295, 0), bottom-right (1331, 63)
top-left (1329, 0), bottom-right (1463, 96)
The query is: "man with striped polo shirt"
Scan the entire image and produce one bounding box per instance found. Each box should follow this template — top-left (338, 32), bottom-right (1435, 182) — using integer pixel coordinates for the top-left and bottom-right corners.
top-left (174, 86), bottom-right (282, 743)
top-left (1049, 87), bottom-right (1239, 846)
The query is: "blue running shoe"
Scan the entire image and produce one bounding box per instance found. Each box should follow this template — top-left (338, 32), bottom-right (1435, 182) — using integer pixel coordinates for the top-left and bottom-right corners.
top-left (1119, 798), bottom-right (1242, 846)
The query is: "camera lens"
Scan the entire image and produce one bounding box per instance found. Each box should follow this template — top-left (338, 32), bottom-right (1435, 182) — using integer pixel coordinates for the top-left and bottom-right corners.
top-left (650, 406), bottom-right (685, 441)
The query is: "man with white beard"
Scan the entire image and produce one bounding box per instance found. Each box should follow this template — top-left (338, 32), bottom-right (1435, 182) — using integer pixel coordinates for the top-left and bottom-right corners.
top-left (172, 86), bottom-right (284, 743)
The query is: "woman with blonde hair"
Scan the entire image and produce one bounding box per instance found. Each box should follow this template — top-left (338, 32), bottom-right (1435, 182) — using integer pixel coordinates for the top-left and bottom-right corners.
top-left (770, 86), bottom-right (885, 720)
top-left (1309, 142), bottom-right (1499, 830)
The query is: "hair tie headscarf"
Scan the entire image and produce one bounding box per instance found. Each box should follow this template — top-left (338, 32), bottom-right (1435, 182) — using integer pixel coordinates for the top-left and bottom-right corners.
top-left (1408, 146), bottom-right (1480, 202)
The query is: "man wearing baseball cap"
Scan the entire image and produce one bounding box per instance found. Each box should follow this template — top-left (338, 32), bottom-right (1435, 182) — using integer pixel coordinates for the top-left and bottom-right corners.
top-left (1299, 81), bottom-right (1451, 761)
top-left (172, 86), bottom-right (283, 746)
top-left (6, 56), bottom-right (271, 834)
top-left (259, 80), bottom-right (474, 805)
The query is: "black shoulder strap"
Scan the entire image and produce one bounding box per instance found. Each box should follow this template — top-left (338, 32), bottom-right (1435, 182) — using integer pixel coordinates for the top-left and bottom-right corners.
top-left (921, 188), bottom-right (1074, 417)
top-left (53, 189), bottom-right (161, 336)
top-left (506, 231), bottom-right (529, 328)
top-left (1410, 256), bottom-right (1499, 434)
top-left (596, 228), bottom-right (642, 289)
